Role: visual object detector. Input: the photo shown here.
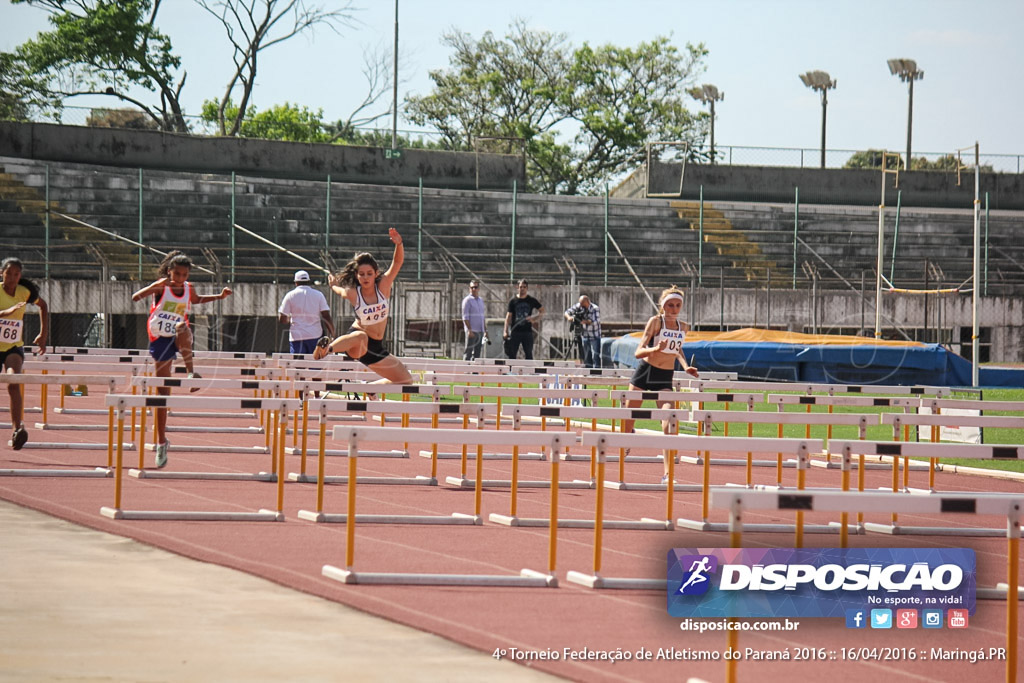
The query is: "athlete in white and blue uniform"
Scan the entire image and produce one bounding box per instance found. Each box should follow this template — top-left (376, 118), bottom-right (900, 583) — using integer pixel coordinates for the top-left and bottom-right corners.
top-left (623, 288), bottom-right (699, 482)
top-left (314, 228), bottom-right (414, 385)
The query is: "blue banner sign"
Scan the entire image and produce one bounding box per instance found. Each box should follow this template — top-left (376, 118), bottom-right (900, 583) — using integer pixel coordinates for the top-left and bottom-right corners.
top-left (667, 548), bottom-right (976, 619)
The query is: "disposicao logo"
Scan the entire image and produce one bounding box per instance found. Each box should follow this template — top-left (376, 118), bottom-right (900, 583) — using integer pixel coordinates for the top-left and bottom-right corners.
top-left (667, 548), bottom-right (976, 619)
top-left (675, 555), bottom-right (718, 596)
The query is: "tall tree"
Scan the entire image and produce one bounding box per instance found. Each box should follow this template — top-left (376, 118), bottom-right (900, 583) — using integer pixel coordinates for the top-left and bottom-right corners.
top-left (12, 0), bottom-right (189, 132)
top-left (196, 0), bottom-right (355, 137)
top-left (405, 22), bottom-right (708, 194)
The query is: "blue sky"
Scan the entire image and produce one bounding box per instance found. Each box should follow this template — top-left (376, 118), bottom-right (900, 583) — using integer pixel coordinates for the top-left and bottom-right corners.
top-left (3, 0), bottom-right (1023, 162)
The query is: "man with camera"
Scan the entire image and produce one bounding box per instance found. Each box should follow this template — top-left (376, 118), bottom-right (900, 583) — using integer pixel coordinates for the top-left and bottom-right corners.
top-left (564, 295), bottom-right (602, 368)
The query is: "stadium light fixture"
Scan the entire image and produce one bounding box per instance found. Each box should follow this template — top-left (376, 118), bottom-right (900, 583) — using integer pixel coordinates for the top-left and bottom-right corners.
top-left (887, 58), bottom-right (924, 169)
top-left (799, 71), bottom-right (836, 169)
top-left (687, 84), bottom-right (725, 164)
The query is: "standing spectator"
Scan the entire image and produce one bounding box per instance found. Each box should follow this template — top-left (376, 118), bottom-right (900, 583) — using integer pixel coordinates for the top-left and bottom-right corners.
top-left (0, 257), bottom-right (48, 450)
top-left (503, 279), bottom-right (543, 360)
top-left (461, 279), bottom-right (487, 361)
top-left (564, 295), bottom-right (602, 368)
top-left (279, 270), bottom-right (335, 355)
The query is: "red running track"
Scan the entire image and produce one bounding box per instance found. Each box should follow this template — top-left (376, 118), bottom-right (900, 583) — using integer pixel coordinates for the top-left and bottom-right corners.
top-left (1, 388), bottom-right (1022, 682)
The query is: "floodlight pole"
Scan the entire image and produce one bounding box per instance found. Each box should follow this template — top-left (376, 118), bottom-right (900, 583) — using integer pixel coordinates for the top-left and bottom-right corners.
top-left (888, 59), bottom-right (923, 169)
top-left (391, 0), bottom-right (399, 149)
top-left (905, 76), bottom-right (915, 166)
top-left (800, 72), bottom-right (835, 169)
top-left (818, 88), bottom-right (828, 169)
top-left (709, 98), bottom-right (717, 164)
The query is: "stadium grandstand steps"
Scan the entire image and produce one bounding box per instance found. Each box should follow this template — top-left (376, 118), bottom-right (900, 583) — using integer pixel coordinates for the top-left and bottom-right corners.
top-left (2, 157), bottom-right (1021, 292)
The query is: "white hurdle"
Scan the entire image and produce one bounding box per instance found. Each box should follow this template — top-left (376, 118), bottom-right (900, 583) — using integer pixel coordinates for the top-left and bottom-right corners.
top-left (293, 399), bottom-right (492, 495)
top-left (502, 404), bottom-right (699, 491)
top-left (0, 374), bottom-right (123, 477)
top-left (830, 439), bottom-right (1024, 537)
top-left (99, 394), bottom-right (302, 521)
top-left (320, 425), bottom-right (570, 587)
top-left (563, 433), bottom-right (818, 589)
top-left (709, 488), bottom-right (1021, 683)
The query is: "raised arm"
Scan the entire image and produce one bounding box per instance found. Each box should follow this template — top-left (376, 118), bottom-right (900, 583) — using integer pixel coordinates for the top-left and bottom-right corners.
top-left (378, 228), bottom-right (404, 294)
top-left (193, 286), bottom-right (233, 305)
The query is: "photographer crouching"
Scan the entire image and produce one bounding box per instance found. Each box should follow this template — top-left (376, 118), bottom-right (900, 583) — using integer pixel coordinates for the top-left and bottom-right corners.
top-left (564, 295), bottom-right (602, 368)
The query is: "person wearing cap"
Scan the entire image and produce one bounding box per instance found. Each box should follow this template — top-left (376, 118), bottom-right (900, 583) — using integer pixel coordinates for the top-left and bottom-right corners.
top-left (621, 286), bottom-right (699, 484)
top-left (278, 270), bottom-right (335, 355)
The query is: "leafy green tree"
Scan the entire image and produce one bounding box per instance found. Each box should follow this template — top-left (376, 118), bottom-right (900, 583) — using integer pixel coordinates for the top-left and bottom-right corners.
top-left (10, 0), bottom-right (355, 135)
top-left (12, 0), bottom-right (189, 131)
top-left (845, 149), bottom-right (994, 173)
top-left (0, 51), bottom-right (59, 120)
top-left (843, 149), bottom-right (903, 170)
top-left (200, 99), bottom-right (330, 142)
top-left (405, 21), bottom-right (708, 195)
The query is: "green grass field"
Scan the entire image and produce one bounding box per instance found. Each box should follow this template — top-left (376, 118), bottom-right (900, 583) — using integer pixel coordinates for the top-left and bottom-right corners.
top-left (375, 384), bottom-right (1024, 475)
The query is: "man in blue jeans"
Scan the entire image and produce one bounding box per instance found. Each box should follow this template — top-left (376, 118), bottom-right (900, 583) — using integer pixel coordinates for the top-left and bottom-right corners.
top-left (278, 270), bottom-right (335, 354)
top-left (564, 295), bottom-right (602, 368)
top-left (503, 279), bottom-right (543, 360)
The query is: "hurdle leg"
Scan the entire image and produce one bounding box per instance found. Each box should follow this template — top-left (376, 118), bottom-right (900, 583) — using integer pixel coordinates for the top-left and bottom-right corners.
top-left (840, 458), bottom-right (851, 548)
top-left (590, 418), bottom-right (597, 482)
top-left (345, 440), bottom-right (358, 569)
top-left (473, 443), bottom-right (484, 517)
top-left (1007, 507), bottom-right (1019, 683)
top-left (746, 423), bottom-right (753, 487)
top-left (40, 370), bottom-right (48, 425)
top-left (460, 414), bottom-right (469, 478)
top-left (548, 446), bottom-right (559, 575)
top-left (795, 461), bottom-right (806, 548)
top-left (700, 448), bottom-right (711, 522)
top-left (276, 410), bottom-right (287, 512)
top-left (137, 398), bottom-right (148, 469)
top-left (726, 498), bottom-right (743, 683)
top-left (130, 385), bottom-right (136, 439)
top-left (113, 408), bottom-right (125, 510)
top-left (270, 410), bottom-right (279, 475)
top-left (291, 391), bottom-right (299, 450)
top-left (593, 456), bottom-right (606, 574)
top-left (776, 422), bottom-right (784, 485)
top-left (106, 406), bottom-right (114, 468)
top-left (315, 406), bottom-right (327, 512)
top-left (430, 413), bottom-right (439, 480)
top-left (510, 444), bottom-right (520, 517)
top-left (857, 454), bottom-right (865, 527)
top-left (299, 397), bottom-right (309, 475)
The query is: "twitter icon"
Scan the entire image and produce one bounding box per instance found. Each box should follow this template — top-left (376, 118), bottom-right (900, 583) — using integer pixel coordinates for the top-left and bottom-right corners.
top-left (870, 609), bottom-right (892, 629)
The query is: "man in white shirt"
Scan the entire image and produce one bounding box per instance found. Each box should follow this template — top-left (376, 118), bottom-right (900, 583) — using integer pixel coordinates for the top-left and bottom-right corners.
top-left (278, 270), bottom-right (335, 354)
top-left (461, 279), bottom-right (487, 360)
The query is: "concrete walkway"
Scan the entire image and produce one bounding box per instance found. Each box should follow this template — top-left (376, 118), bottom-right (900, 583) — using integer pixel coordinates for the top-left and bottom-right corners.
top-left (0, 500), bottom-right (559, 682)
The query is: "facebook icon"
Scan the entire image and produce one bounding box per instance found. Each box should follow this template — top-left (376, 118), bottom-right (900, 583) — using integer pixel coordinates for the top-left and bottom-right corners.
top-left (845, 609), bottom-right (867, 629)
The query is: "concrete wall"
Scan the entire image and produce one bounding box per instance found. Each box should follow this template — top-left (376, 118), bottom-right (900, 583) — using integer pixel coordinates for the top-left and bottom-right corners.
top-left (37, 280), bottom-right (1024, 362)
top-left (0, 121), bottom-right (524, 191)
top-left (628, 160), bottom-right (1024, 210)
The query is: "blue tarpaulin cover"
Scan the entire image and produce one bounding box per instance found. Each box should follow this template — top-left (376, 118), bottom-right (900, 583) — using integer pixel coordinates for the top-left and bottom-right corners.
top-left (605, 328), bottom-right (1024, 388)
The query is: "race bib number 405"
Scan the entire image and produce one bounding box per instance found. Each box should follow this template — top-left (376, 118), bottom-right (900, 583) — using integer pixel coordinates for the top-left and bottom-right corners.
top-left (0, 318), bottom-right (23, 344)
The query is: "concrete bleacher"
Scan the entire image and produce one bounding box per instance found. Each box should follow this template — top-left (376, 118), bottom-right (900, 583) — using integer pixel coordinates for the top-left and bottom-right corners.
top-left (1, 155), bottom-right (1021, 293)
